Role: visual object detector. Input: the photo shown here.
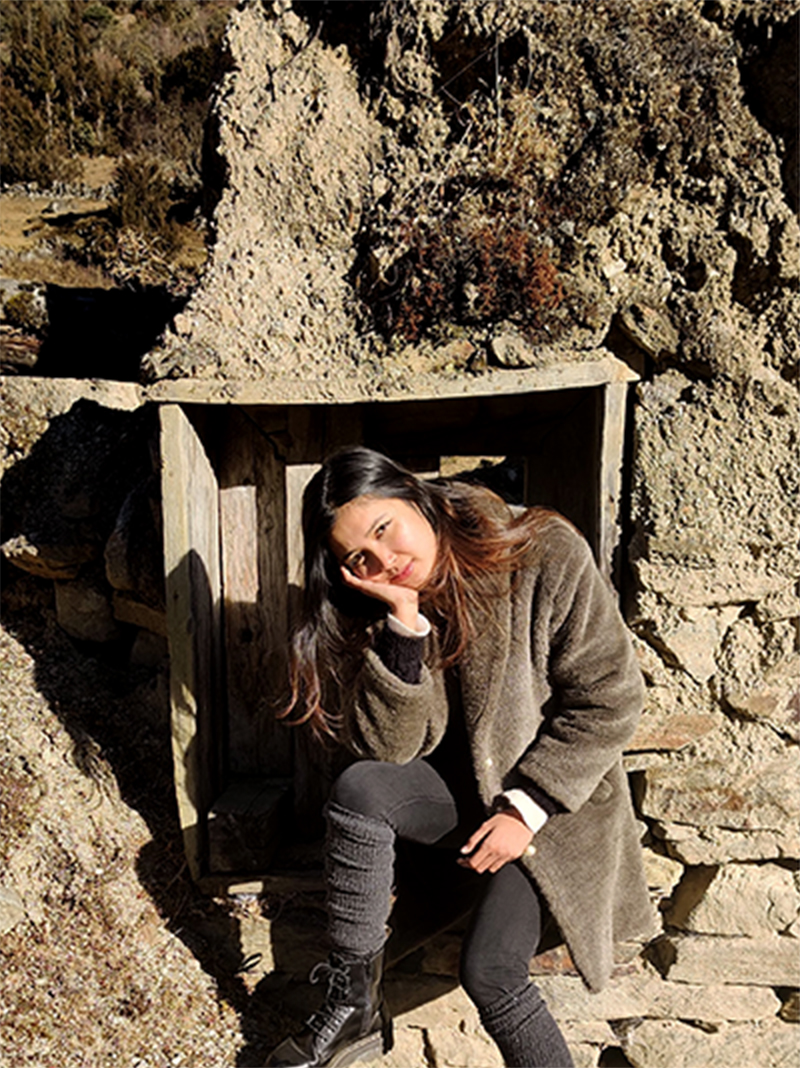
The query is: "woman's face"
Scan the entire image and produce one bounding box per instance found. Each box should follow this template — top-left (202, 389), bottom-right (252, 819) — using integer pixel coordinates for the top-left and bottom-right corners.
top-left (328, 495), bottom-right (438, 590)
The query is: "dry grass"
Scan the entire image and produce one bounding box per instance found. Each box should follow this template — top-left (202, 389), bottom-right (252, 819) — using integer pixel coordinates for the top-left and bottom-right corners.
top-left (0, 190), bottom-right (208, 295)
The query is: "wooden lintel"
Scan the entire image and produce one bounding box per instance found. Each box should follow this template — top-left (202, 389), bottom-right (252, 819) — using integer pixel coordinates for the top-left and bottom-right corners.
top-left (143, 355), bottom-right (639, 407)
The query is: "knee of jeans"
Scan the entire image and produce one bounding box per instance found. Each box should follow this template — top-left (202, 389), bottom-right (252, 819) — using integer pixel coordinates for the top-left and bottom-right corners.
top-left (329, 761), bottom-right (389, 820)
top-left (459, 942), bottom-right (535, 1012)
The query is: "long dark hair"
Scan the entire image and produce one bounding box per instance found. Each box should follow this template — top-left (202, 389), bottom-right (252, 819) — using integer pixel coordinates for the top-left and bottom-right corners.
top-left (281, 446), bottom-right (551, 736)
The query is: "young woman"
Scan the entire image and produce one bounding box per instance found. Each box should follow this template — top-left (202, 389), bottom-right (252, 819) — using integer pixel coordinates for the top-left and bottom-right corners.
top-left (266, 446), bottom-right (653, 1068)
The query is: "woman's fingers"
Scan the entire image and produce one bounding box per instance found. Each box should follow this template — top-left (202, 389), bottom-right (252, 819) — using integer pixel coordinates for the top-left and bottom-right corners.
top-left (459, 821), bottom-right (487, 856)
top-left (339, 565), bottom-right (419, 618)
top-left (340, 565), bottom-right (394, 601)
top-left (458, 813), bottom-right (534, 873)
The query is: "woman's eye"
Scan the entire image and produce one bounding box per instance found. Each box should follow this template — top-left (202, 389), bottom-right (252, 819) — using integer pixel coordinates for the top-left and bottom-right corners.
top-left (376, 521), bottom-right (390, 537)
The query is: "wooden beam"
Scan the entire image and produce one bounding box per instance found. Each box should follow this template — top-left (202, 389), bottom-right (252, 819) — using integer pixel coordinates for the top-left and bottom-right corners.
top-left (160, 404), bottom-right (224, 881)
top-left (597, 380), bottom-right (630, 588)
top-left (142, 354), bottom-right (639, 407)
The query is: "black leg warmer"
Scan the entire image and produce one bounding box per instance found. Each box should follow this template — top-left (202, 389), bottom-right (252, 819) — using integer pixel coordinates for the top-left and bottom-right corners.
top-left (479, 981), bottom-right (574, 1068)
top-left (323, 801), bottom-right (396, 958)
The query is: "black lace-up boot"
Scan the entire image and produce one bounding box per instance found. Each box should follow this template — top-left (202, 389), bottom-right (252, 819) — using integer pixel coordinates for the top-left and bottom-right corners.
top-left (265, 947), bottom-right (393, 1068)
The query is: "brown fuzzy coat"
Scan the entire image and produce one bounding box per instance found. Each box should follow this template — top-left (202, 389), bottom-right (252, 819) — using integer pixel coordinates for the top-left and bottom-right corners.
top-left (344, 508), bottom-right (655, 992)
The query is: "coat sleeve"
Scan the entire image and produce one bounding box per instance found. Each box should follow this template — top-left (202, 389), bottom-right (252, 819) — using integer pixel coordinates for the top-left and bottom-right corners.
top-left (513, 519), bottom-right (644, 813)
top-left (341, 643), bottom-right (449, 763)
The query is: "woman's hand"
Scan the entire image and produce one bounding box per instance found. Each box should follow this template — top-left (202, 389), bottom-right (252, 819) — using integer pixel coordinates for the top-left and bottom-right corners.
top-left (340, 565), bottom-right (420, 629)
top-left (457, 810), bottom-right (534, 874)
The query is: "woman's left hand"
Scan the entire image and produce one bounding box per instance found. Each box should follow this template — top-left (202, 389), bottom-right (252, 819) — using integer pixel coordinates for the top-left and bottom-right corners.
top-left (457, 810), bottom-right (534, 874)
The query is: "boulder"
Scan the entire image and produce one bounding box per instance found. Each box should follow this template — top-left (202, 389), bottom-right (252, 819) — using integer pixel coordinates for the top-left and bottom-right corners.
top-left (631, 370), bottom-right (800, 608)
top-left (637, 723), bottom-right (800, 842)
top-left (641, 849), bottom-right (685, 897)
top-left (1, 531), bottom-right (97, 580)
top-left (661, 934), bottom-right (799, 986)
top-left (652, 821), bottom-right (800, 866)
top-left (490, 327), bottom-right (536, 368)
top-left (622, 1019), bottom-right (799, 1068)
top-left (104, 476), bottom-right (165, 610)
top-left (55, 567), bottom-right (121, 643)
top-left (112, 593), bottom-right (167, 639)
top-left (617, 303), bottom-right (679, 362)
top-left (717, 618), bottom-right (800, 742)
top-left (665, 862), bottom-right (800, 938)
top-left (536, 970), bottom-right (781, 1022)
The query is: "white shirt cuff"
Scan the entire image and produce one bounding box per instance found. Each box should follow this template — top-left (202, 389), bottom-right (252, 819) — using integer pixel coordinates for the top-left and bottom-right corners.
top-left (502, 789), bottom-right (550, 834)
top-left (386, 612), bottom-right (431, 638)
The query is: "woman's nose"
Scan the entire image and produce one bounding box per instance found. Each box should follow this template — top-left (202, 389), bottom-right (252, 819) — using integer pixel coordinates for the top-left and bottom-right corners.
top-left (372, 545), bottom-right (396, 575)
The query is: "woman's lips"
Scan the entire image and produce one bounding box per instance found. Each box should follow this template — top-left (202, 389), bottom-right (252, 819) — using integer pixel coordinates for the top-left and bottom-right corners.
top-left (392, 560), bottom-right (414, 584)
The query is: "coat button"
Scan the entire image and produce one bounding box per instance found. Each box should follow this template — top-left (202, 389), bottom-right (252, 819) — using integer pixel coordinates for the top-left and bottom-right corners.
top-left (485, 757), bottom-right (493, 768)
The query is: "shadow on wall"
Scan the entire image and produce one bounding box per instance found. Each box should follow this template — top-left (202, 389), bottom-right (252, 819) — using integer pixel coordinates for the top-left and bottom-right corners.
top-left (735, 9), bottom-right (799, 213)
top-left (1, 454), bottom-right (272, 1057)
top-left (32, 284), bottom-right (186, 381)
top-left (0, 404), bottom-right (260, 1049)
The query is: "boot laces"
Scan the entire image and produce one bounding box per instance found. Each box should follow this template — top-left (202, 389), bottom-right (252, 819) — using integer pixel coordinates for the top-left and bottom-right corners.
top-left (305, 960), bottom-right (354, 1039)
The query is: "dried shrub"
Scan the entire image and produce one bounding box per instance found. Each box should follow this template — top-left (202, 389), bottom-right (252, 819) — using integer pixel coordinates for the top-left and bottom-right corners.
top-left (364, 214), bottom-right (564, 343)
top-left (3, 291), bottom-right (48, 336)
top-left (355, 83), bottom-right (569, 344)
top-left (110, 155), bottom-right (176, 245)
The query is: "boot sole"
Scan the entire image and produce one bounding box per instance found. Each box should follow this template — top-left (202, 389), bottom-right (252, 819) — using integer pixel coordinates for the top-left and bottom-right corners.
top-left (327, 1030), bottom-right (384, 1068)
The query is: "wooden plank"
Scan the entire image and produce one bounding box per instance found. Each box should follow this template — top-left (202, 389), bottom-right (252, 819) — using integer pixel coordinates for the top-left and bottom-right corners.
top-left (160, 404), bottom-right (224, 881)
top-left (286, 463), bottom-right (320, 598)
top-left (597, 380), bottom-right (630, 588)
top-left (285, 456), bottom-right (359, 831)
top-left (112, 591), bottom-right (168, 637)
top-left (285, 461), bottom-right (326, 832)
top-left (218, 409), bottom-right (292, 778)
top-left (142, 354), bottom-right (638, 407)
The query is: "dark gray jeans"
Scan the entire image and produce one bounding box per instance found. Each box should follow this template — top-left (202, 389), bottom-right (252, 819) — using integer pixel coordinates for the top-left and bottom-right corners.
top-left (329, 758), bottom-right (544, 1007)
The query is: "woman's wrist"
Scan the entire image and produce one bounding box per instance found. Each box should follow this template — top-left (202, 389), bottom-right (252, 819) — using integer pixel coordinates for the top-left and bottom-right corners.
top-left (390, 595), bottom-right (420, 630)
top-left (387, 612), bottom-right (431, 638)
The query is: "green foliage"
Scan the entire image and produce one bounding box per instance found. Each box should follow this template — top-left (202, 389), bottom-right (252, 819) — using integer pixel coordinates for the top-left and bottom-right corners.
top-left (162, 44), bottom-right (219, 104)
top-left (111, 154), bottom-right (172, 237)
top-left (0, 0), bottom-right (235, 190)
top-left (82, 3), bottom-right (114, 30)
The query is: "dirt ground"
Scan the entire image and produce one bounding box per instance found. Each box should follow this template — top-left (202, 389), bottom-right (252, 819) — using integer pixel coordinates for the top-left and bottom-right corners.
top-left (0, 574), bottom-right (249, 1066)
top-left (0, 152), bottom-right (208, 293)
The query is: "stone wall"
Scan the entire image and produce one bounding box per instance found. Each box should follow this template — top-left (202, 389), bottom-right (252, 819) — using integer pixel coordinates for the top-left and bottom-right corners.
top-left (0, 378), bottom-right (167, 664)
